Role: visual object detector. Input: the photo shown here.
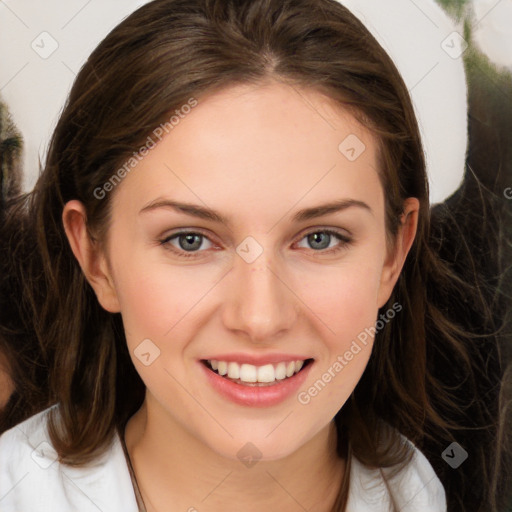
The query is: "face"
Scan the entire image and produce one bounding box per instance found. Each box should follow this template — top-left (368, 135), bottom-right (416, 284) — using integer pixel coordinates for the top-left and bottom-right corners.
top-left (65, 80), bottom-right (418, 462)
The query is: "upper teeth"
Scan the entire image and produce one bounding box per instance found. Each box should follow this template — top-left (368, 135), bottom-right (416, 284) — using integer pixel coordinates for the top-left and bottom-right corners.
top-left (208, 360), bottom-right (305, 383)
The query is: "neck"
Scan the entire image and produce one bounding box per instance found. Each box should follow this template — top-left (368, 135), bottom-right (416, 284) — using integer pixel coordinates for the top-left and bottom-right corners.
top-left (124, 398), bottom-right (347, 512)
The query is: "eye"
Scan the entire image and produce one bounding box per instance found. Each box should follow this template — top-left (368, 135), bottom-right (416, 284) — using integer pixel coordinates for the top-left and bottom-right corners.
top-left (295, 229), bottom-right (352, 254)
top-left (159, 230), bottom-right (215, 259)
top-left (159, 228), bottom-right (352, 259)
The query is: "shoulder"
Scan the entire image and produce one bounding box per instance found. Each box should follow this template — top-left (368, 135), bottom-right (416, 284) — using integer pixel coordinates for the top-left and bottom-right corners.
top-left (0, 405), bottom-right (138, 512)
top-left (346, 433), bottom-right (447, 512)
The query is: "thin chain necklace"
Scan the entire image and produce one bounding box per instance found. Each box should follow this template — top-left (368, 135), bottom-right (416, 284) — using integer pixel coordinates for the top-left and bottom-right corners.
top-left (132, 465), bottom-right (161, 512)
top-left (120, 429), bottom-right (153, 512)
top-left (120, 428), bottom-right (350, 512)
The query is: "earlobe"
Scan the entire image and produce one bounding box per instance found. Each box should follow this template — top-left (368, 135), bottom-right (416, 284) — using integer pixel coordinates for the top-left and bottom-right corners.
top-left (62, 200), bottom-right (121, 313)
top-left (377, 198), bottom-right (420, 308)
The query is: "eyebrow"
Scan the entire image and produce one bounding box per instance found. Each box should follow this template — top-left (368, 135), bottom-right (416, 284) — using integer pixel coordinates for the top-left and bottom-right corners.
top-left (139, 198), bottom-right (373, 224)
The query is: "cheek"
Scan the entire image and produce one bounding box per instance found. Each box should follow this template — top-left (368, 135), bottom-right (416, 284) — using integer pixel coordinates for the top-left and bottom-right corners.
top-left (110, 255), bottom-right (217, 404)
top-left (293, 253), bottom-right (384, 410)
top-left (297, 254), bottom-right (384, 342)
top-left (110, 246), bottom-right (219, 353)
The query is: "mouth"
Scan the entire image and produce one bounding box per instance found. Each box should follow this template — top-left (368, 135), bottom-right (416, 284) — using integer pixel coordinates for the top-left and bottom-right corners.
top-left (201, 358), bottom-right (314, 387)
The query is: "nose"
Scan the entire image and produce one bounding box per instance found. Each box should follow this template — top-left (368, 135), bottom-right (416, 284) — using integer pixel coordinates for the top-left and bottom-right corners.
top-left (221, 251), bottom-right (298, 344)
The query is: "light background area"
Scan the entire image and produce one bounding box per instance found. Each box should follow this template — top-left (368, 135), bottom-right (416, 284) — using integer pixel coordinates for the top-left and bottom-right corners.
top-left (0, 0), bottom-right (511, 199)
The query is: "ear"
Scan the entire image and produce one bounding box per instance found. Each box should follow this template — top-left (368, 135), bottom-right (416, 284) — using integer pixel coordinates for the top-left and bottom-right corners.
top-left (377, 197), bottom-right (419, 308)
top-left (62, 200), bottom-right (121, 313)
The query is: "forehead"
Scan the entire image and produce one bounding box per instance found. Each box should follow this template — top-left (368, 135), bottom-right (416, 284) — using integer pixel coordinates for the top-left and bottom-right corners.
top-left (110, 81), bottom-right (384, 227)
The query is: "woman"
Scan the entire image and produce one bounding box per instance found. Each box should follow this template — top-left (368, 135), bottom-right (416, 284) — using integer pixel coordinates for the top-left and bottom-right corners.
top-left (0, 0), bottom-right (508, 510)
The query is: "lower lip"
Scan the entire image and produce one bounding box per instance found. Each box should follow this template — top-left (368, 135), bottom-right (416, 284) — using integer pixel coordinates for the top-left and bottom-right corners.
top-left (199, 360), bottom-right (313, 407)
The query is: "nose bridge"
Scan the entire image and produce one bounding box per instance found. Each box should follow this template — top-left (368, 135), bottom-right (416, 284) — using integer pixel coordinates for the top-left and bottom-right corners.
top-left (222, 246), bottom-right (297, 342)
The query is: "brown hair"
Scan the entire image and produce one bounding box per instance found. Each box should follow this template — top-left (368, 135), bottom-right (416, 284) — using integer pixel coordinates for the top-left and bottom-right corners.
top-left (0, 195), bottom-right (52, 432)
top-left (0, 99), bottom-right (52, 433)
top-left (24, 0), bottom-right (508, 510)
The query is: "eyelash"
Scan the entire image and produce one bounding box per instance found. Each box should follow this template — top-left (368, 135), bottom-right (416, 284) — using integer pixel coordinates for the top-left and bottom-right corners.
top-left (158, 228), bottom-right (352, 259)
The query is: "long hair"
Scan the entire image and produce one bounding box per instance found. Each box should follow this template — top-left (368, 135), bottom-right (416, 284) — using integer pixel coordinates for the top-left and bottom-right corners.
top-left (21, 0), bottom-right (509, 510)
top-left (0, 97), bottom-right (52, 432)
top-left (0, 196), bottom-right (53, 433)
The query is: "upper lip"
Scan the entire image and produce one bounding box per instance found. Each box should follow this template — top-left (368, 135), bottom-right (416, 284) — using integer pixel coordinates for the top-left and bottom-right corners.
top-left (201, 353), bottom-right (313, 366)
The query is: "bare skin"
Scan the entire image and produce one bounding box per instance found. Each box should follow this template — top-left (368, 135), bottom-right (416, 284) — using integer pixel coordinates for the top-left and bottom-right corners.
top-left (0, 351), bottom-right (14, 410)
top-left (63, 80), bottom-right (418, 511)
top-left (125, 400), bottom-right (345, 511)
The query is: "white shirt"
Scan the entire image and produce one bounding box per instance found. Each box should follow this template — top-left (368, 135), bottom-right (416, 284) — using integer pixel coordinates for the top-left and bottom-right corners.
top-left (0, 406), bottom-right (446, 511)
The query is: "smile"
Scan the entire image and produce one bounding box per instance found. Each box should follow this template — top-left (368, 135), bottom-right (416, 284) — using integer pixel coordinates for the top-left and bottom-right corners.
top-left (204, 359), bottom-right (312, 385)
top-left (200, 357), bottom-right (314, 407)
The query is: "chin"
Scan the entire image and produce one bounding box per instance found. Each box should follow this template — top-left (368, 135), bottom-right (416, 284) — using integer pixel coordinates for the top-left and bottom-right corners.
top-left (204, 430), bottom-right (307, 464)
